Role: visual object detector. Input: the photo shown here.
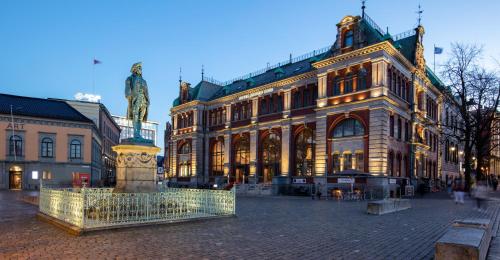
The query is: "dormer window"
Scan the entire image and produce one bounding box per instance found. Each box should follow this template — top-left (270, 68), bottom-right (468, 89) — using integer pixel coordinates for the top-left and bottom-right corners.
top-left (343, 30), bottom-right (353, 47)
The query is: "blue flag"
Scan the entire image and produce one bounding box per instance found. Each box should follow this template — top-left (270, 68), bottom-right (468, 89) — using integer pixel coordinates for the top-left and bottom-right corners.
top-left (434, 47), bottom-right (443, 54)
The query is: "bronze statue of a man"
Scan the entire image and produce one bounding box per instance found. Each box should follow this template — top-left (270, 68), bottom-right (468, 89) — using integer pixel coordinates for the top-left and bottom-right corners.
top-left (125, 62), bottom-right (149, 139)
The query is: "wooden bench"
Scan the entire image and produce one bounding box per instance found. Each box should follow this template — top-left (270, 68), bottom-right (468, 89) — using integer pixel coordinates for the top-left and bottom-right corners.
top-left (435, 218), bottom-right (492, 260)
top-left (366, 199), bottom-right (411, 215)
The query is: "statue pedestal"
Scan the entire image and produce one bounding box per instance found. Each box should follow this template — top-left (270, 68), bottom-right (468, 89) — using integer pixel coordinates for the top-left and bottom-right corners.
top-left (112, 142), bottom-right (161, 193)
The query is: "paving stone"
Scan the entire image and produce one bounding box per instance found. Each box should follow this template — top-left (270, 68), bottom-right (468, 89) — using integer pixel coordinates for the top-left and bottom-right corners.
top-left (0, 191), bottom-right (498, 259)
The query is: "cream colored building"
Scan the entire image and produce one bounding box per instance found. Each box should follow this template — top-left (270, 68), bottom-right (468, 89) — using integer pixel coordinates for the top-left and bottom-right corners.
top-left (0, 94), bottom-right (100, 190)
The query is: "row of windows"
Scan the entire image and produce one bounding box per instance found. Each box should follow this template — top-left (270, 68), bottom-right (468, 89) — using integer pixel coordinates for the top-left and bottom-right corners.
top-left (328, 69), bottom-right (369, 96)
top-left (445, 141), bottom-right (459, 164)
top-left (389, 115), bottom-right (410, 142)
top-left (426, 97), bottom-right (438, 121)
top-left (177, 112), bottom-right (194, 129)
top-left (208, 109), bottom-right (226, 127)
top-left (387, 66), bottom-right (410, 102)
top-left (260, 94), bottom-right (283, 115)
top-left (332, 152), bottom-right (364, 173)
top-left (8, 135), bottom-right (82, 159)
top-left (292, 85), bottom-right (318, 109)
top-left (232, 102), bottom-right (252, 121)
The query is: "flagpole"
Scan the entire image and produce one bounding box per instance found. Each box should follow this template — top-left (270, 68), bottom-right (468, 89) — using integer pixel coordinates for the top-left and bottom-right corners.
top-left (92, 57), bottom-right (96, 94)
top-left (433, 44), bottom-right (436, 72)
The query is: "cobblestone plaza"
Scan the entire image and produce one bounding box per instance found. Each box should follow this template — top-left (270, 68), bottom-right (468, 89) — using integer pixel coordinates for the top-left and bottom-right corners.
top-left (1, 191), bottom-right (498, 259)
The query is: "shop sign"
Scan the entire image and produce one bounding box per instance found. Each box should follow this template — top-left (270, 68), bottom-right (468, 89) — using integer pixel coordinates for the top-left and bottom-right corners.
top-left (389, 178), bottom-right (397, 184)
top-left (237, 88), bottom-right (274, 101)
top-left (292, 178), bottom-right (306, 184)
top-left (338, 178), bottom-right (354, 184)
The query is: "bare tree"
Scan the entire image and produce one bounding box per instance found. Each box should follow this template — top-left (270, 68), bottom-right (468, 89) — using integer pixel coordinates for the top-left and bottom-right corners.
top-left (439, 43), bottom-right (500, 190)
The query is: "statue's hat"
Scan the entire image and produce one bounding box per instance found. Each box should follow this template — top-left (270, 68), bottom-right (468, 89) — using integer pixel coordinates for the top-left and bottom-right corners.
top-left (131, 62), bottom-right (142, 73)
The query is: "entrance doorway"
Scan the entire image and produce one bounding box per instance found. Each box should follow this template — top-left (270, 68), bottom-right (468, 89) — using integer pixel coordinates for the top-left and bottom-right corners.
top-left (234, 165), bottom-right (248, 184)
top-left (9, 166), bottom-right (22, 190)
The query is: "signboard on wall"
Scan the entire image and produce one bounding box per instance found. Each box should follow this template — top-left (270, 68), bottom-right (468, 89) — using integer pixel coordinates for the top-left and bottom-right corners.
top-left (237, 88), bottom-right (274, 101)
top-left (293, 178), bottom-right (306, 184)
top-left (389, 178), bottom-right (397, 184)
top-left (337, 178), bottom-right (355, 184)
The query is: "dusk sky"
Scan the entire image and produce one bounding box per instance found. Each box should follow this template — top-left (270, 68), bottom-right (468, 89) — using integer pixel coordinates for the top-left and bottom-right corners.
top-left (2, 0), bottom-right (499, 151)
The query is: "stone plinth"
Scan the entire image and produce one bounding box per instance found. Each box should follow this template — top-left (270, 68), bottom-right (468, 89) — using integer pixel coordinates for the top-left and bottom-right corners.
top-left (112, 143), bottom-right (161, 193)
top-left (366, 199), bottom-right (411, 215)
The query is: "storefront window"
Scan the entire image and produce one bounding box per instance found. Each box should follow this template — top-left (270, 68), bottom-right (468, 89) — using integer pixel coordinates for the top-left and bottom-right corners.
top-left (261, 132), bottom-right (280, 183)
top-left (295, 128), bottom-right (314, 176)
top-left (178, 143), bottom-right (191, 177)
top-left (210, 138), bottom-right (224, 176)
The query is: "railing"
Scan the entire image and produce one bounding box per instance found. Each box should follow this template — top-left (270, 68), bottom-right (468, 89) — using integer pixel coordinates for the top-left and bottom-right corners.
top-left (362, 13), bottom-right (385, 36)
top-left (220, 45), bottom-right (331, 86)
top-left (392, 29), bottom-right (417, 41)
top-left (39, 187), bottom-right (236, 229)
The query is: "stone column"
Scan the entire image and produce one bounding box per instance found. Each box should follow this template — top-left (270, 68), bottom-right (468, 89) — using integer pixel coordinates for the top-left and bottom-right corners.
top-left (280, 124), bottom-right (291, 178)
top-left (368, 108), bottom-right (390, 175)
top-left (171, 141), bottom-right (177, 179)
top-left (315, 114), bottom-right (328, 176)
top-left (223, 132), bottom-right (231, 178)
top-left (371, 59), bottom-right (388, 87)
top-left (225, 104), bottom-right (232, 128)
top-left (249, 130), bottom-right (258, 183)
top-left (317, 73), bottom-right (327, 98)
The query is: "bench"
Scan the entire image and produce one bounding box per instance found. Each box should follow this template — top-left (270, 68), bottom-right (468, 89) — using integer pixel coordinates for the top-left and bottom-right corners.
top-left (435, 218), bottom-right (492, 260)
top-left (366, 199), bottom-right (411, 215)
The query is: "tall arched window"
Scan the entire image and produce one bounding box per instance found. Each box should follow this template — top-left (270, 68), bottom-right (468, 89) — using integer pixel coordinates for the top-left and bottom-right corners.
top-left (41, 137), bottom-right (54, 158)
top-left (261, 132), bottom-right (281, 183)
top-left (333, 118), bottom-right (365, 138)
top-left (210, 139), bottom-right (224, 176)
top-left (233, 135), bottom-right (250, 183)
top-left (343, 30), bottom-right (353, 47)
top-left (295, 128), bottom-right (314, 176)
top-left (388, 151), bottom-right (394, 176)
top-left (70, 140), bottom-right (81, 159)
top-left (9, 135), bottom-right (23, 156)
top-left (178, 142), bottom-right (192, 177)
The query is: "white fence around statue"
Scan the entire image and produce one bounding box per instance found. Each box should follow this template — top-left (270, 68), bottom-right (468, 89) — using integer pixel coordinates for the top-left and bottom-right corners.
top-left (39, 187), bottom-right (236, 229)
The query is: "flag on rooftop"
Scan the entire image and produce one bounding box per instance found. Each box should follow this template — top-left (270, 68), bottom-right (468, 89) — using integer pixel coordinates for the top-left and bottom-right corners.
top-left (434, 47), bottom-right (443, 54)
top-left (93, 59), bottom-right (102, 65)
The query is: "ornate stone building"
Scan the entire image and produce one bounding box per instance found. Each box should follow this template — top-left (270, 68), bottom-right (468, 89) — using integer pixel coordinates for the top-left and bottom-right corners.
top-left (168, 14), bottom-right (461, 188)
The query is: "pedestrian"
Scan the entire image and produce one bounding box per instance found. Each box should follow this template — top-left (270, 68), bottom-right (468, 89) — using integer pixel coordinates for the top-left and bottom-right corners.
top-left (447, 178), bottom-right (452, 195)
top-left (492, 178), bottom-right (498, 191)
top-left (453, 180), bottom-right (465, 204)
top-left (311, 183), bottom-right (316, 200)
top-left (473, 181), bottom-right (488, 211)
top-left (316, 183), bottom-right (322, 200)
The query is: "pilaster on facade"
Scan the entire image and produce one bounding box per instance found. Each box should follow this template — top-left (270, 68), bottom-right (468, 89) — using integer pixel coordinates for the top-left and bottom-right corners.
top-left (314, 114), bottom-right (327, 176)
top-left (170, 141), bottom-right (177, 177)
top-left (191, 135), bottom-right (203, 178)
top-left (223, 132), bottom-right (231, 176)
top-left (225, 104), bottom-right (232, 128)
top-left (282, 90), bottom-right (292, 118)
top-left (317, 73), bottom-right (328, 98)
top-left (192, 110), bottom-right (199, 131)
top-left (368, 108), bottom-right (389, 175)
top-left (280, 123), bottom-right (291, 177)
top-left (249, 130), bottom-right (258, 177)
top-left (251, 98), bottom-right (259, 123)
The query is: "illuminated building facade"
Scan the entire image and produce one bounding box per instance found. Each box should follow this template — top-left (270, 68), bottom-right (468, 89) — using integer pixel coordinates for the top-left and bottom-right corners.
top-left (168, 14), bottom-right (461, 188)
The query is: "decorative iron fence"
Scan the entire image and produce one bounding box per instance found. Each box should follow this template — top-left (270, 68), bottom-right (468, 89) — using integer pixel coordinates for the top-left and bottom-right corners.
top-left (39, 187), bottom-right (236, 229)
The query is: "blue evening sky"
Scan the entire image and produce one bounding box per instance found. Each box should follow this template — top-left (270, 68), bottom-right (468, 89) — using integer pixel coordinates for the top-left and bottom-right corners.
top-left (1, 0), bottom-right (499, 151)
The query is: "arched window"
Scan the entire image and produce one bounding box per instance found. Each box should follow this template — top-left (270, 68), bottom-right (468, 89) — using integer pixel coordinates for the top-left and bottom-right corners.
top-left (357, 67), bottom-right (368, 90)
top-left (333, 118), bottom-right (365, 138)
top-left (233, 135), bottom-right (250, 183)
top-left (178, 142), bottom-right (192, 177)
top-left (210, 139), bottom-right (224, 176)
top-left (70, 140), bottom-right (81, 159)
top-left (261, 132), bottom-right (281, 183)
top-left (41, 137), bottom-right (54, 158)
top-left (9, 135), bottom-right (23, 156)
top-left (295, 128), bottom-right (314, 176)
top-left (343, 30), bottom-right (353, 47)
